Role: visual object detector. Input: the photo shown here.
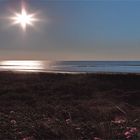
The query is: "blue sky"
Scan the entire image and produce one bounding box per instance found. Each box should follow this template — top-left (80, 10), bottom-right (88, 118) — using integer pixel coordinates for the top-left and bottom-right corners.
top-left (0, 0), bottom-right (140, 60)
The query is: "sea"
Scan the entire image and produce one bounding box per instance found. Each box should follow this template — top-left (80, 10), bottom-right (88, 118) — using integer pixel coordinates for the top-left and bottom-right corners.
top-left (0, 60), bottom-right (140, 73)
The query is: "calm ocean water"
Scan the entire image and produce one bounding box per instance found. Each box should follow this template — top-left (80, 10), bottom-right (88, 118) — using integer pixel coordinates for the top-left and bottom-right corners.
top-left (0, 61), bottom-right (140, 73)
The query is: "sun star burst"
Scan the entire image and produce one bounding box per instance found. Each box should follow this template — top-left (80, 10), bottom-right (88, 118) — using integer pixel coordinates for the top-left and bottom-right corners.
top-left (11, 8), bottom-right (37, 30)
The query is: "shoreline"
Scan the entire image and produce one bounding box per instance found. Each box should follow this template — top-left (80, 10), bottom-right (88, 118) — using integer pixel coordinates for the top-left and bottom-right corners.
top-left (1, 70), bottom-right (140, 75)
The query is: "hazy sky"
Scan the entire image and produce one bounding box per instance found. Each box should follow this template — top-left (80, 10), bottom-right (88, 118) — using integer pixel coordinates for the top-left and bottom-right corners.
top-left (0, 0), bottom-right (140, 60)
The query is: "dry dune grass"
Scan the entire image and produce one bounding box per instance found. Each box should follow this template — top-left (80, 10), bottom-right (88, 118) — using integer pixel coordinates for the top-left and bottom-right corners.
top-left (0, 72), bottom-right (140, 140)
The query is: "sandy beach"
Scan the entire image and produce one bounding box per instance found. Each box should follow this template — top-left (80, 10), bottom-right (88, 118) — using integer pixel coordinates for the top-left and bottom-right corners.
top-left (1, 0), bottom-right (140, 139)
top-left (0, 72), bottom-right (139, 140)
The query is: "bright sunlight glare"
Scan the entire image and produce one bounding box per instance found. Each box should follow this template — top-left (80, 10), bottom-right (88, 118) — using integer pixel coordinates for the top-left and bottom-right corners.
top-left (0, 61), bottom-right (44, 72)
top-left (11, 7), bottom-right (38, 31)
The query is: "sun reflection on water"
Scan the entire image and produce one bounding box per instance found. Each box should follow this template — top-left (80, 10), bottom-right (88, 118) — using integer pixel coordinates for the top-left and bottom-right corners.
top-left (0, 61), bottom-right (44, 72)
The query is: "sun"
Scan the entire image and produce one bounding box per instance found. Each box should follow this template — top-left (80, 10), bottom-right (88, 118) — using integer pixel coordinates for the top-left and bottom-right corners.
top-left (11, 8), bottom-right (38, 31)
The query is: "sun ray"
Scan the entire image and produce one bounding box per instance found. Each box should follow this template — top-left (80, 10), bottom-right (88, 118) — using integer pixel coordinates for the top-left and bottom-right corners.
top-left (10, 7), bottom-right (38, 31)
